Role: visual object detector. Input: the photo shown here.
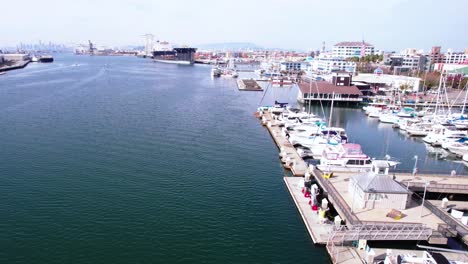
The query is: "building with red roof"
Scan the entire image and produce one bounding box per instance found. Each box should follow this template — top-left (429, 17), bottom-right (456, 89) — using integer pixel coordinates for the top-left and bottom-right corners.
top-left (297, 73), bottom-right (363, 104)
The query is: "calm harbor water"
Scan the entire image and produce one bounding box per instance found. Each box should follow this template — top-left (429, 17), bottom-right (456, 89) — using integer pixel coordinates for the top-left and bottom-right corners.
top-left (0, 55), bottom-right (327, 263)
top-left (0, 55), bottom-right (466, 263)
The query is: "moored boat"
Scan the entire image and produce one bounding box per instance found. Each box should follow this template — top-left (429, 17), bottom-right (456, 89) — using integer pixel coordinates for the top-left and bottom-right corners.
top-left (39, 55), bottom-right (54, 63)
top-left (316, 143), bottom-right (373, 172)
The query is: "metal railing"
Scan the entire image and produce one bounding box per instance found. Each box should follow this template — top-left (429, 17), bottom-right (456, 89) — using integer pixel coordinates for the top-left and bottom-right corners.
top-left (326, 223), bottom-right (432, 243)
top-left (412, 193), bottom-right (467, 238)
top-left (405, 182), bottom-right (468, 193)
top-left (311, 166), bottom-right (361, 225)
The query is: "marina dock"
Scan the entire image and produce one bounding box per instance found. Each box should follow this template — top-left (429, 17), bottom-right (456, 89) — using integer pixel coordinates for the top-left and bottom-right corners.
top-left (260, 111), bottom-right (307, 176)
top-left (284, 177), bottom-right (333, 244)
top-left (258, 109), bottom-right (468, 263)
top-left (237, 79), bottom-right (263, 91)
top-left (393, 173), bottom-right (468, 194)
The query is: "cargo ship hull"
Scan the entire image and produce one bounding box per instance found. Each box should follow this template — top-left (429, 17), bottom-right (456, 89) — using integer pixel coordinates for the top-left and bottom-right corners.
top-left (152, 48), bottom-right (196, 65)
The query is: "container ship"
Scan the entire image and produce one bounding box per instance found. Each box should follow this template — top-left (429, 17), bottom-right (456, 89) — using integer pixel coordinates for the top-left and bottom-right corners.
top-left (152, 41), bottom-right (196, 65)
top-left (152, 48), bottom-right (197, 65)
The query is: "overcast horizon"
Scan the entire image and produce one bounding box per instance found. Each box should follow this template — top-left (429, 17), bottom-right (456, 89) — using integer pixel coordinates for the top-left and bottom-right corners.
top-left (3, 0), bottom-right (468, 52)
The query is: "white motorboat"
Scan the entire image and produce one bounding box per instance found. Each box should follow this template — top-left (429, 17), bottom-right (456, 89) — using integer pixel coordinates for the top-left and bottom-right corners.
top-left (396, 107), bottom-right (416, 118)
top-left (288, 132), bottom-right (342, 158)
top-left (406, 124), bottom-right (432, 136)
top-left (395, 118), bottom-right (419, 131)
top-left (379, 113), bottom-right (399, 124)
top-left (316, 143), bottom-right (374, 172)
top-left (368, 110), bottom-right (381, 118)
top-left (221, 69), bottom-right (238, 78)
top-left (451, 119), bottom-right (468, 130)
top-left (422, 125), bottom-right (467, 146)
top-left (463, 154), bottom-right (468, 166)
top-left (445, 141), bottom-right (468, 156)
top-left (363, 102), bottom-right (387, 115)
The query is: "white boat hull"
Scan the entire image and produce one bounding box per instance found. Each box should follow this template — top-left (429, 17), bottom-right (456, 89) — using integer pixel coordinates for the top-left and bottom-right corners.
top-left (316, 164), bottom-right (373, 173)
top-left (154, 59), bottom-right (193, 65)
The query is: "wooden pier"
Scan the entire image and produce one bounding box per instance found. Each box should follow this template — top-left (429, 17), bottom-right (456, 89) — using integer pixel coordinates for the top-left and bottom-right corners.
top-left (237, 79), bottom-right (263, 91)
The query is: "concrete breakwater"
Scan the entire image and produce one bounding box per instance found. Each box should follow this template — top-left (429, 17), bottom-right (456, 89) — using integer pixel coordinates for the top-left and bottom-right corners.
top-left (0, 60), bottom-right (31, 72)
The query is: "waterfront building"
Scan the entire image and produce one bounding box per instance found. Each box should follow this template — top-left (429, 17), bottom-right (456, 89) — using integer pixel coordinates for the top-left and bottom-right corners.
top-left (332, 41), bottom-right (375, 58)
top-left (353, 73), bottom-right (422, 92)
top-left (448, 66), bottom-right (468, 77)
top-left (348, 173), bottom-right (410, 210)
top-left (348, 162), bottom-right (410, 210)
top-left (385, 48), bottom-right (428, 72)
top-left (399, 54), bottom-right (427, 72)
top-left (429, 46), bottom-right (444, 64)
top-left (308, 55), bottom-right (357, 74)
top-left (297, 73), bottom-right (363, 103)
top-left (432, 63), bottom-right (468, 73)
top-left (443, 49), bottom-right (468, 64)
top-left (279, 61), bottom-right (308, 72)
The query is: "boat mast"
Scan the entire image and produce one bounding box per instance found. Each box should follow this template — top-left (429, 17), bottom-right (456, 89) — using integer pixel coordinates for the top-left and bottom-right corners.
top-left (434, 72), bottom-right (443, 116)
top-left (462, 82), bottom-right (468, 116)
top-left (328, 92), bottom-right (335, 130)
top-left (308, 78), bottom-right (312, 115)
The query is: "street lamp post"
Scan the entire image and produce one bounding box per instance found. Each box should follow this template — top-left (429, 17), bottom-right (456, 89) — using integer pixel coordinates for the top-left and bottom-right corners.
top-left (408, 155), bottom-right (418, 190)
top-left (420, 181), bottom-right (429, 219)
top-left (351, 181), bottom-right (357, 213)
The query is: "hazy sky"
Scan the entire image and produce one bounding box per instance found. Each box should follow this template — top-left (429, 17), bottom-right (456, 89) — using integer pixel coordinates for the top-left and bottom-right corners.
top-left (3, 0), bottom-right (468, 52)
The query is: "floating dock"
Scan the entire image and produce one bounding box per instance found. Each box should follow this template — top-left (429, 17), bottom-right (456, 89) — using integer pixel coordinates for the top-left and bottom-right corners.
top-left (284, 177), bottom-right (333, 244)
top-left (394, 173), bottom-right (468, 194)
top-left (257, 109), bottom-right (468, 263)
top-left (260, 111), bottom-right (307, 176)
top-left (237, 79), bottom-right (263, 91)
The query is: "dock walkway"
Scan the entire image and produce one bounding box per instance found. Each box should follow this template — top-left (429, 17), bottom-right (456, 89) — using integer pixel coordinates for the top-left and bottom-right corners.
top-left (394, 173), bottom-right (468, 194)
top-left (237, 79), bottom-right (263, 91)
top-left (284, 177), bottom-right (333, 244)
top-left (261, 111), bottom-right (307, 176)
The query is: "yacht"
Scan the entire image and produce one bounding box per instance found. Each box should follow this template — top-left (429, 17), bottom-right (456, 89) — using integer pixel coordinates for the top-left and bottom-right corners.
top-left (406, 123), bottom-right (432, 136)
top-left (363, 102), bottom-right (387, 114)
top-left (422, 125), bottom-right (467, 147)
top-left (288, 130), bottom-right (343, 158)
top-left (451, 118), bottom-right (468, 130)
top-left (368, 109), bottom-right (382, 118)
top-left (441, 137), bottom-right (467, 149)
top-left (316, 143), bottom-right (373, 172)
top-left (379, 113), bottom-right (399, 124)
top-left (221, 69), bottom-right (238, 78)
top-left (397, 118), bottom-right (420, 131)
top-left (445, 141), bottom-right (468, 157)
top-left (396, 107), bottom-right (416, 118)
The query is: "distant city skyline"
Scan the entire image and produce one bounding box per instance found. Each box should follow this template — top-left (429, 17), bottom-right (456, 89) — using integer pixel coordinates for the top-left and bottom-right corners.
top-left (3, 0), bottom-right (468, 52)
